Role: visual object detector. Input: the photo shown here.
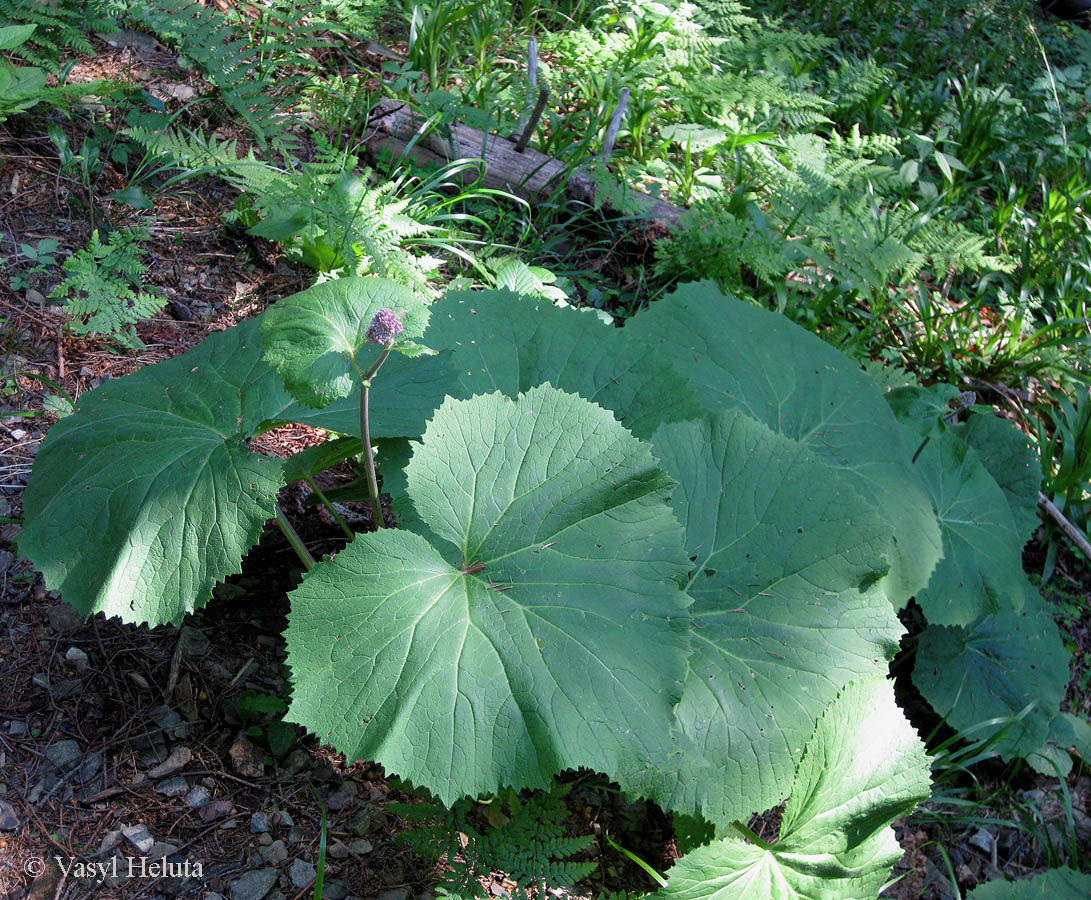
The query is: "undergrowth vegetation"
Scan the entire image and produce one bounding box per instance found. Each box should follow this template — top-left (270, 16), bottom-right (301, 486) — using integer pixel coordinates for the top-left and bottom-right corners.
top-left (3, 1), bottom-right (1091, 899)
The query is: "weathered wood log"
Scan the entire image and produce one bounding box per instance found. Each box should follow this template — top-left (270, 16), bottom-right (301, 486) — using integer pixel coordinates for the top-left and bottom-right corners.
top-left (363, 98), bottom-right (685, 226)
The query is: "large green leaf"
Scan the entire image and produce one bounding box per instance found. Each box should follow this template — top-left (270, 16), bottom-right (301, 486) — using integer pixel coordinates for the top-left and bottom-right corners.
top-left (273, 348), bottom-right (454, 440)
top-left (425, 289), bottom-right (703, 439)
top-left (624, 282), bottom-right (940, 607)
top-left (639, 411), bottom-right (903, 826)
top-left (911, 430), bottom-right (1029, 626)
top-left (285, 386), bottom-right (691, 803)
top-left (1026, 712), bottom-right (1091, 778)
top-left (913, 597), bottom-right (1070, 760)
top-left (18, 319), bottom-right (287, 625)
top-left (260, 276), bottom-right (432, 407)
top-left (954, 413), bottom-right (1040, 546)
top-left (966, 868), bottom-right (1091, 899)
top-left (653, 679), bottom-right (931, 900)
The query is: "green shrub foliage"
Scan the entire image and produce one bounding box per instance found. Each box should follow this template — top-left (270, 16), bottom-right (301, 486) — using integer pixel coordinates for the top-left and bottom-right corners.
top-left (20, 279), bottom-right (1069, 899)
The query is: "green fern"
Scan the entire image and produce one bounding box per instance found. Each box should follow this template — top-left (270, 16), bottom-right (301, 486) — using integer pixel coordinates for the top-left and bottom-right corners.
top-left (0, 0), bottom-right (118, 70)
top-left (49, 226), bottom-right (165, 350)
top-left (392, 782), bottom-right (597, 900)
top-left (123, 0), bottom-right (308, 152)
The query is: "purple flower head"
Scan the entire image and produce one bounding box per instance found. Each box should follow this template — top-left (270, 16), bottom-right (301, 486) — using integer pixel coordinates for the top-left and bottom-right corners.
top-left (365, 308), bottom-right (405, 347)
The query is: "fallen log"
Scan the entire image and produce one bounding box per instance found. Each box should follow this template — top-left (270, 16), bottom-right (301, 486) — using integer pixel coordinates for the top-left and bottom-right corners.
top-left (362, 98), bottom-right (685, 227)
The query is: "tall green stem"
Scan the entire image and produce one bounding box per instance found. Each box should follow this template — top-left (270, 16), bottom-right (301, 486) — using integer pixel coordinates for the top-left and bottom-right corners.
top-left (732, 819), bottom-right (774, 851)
top-left (274, 505), bottom-right (314, 570)
top-left (355, 347), bottom-right (393, 529)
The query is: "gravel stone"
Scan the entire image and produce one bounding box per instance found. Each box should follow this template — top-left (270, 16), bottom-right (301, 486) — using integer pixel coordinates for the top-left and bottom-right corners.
top-left (198, 800), bottom-right (234, 822)
top-left (65, 646), bottom-right (89, 670)
top-left (155, 776), bottom-right (190, 797)
top-left (348, 839), bottom-right (373, 855)
top-left (0, 798), bottom-right (19, 830)
top-left (96, 829), bottom-right (123, 856)
top-left (229, 734), bottom-right (265, 778)
top-left (378, 889), bottom-right (410, 900)
top-left (180, 625), bottom-right (210, 657)
top-left (230, 868), bottom-right (279, 900)
top-left (51, 678), bottom-right (83, 701)
top-left (323, 883), bottom-right (348, 900)
top-left (149, 746), bottom-right (192, 779)
top-left (260, 840), bottom-right (287, 865)
top-left (274, 810), bottom-right (293, 827)
top-left (327, 840), bottom-right (349, 859)
top-left (249, 811), bottom-right (270, 834)
top-left (122, 824), bottom-right (155, 854)
top-left (75, 751), bottom-right (103, 785)
top-left (47, 603), bottom-right (83, 632)
top-left (149, 705), bottom-right (190, 741)
top-left (45, 739), bottom-right (82, 770)
top-left (325, 790), bottom-right (353, 811)
top-left (288, 859), bottom-right (315, 889)
top-left (184, 785), bottom-right (211, 808)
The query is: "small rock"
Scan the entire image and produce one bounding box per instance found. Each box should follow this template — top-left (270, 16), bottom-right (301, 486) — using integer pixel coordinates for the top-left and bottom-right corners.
top-left (378, 889), bottom-right (410, 900)
top-left (76, 751), bottom-right (103, 785)
top-left (122, 823), bottom-right (155, 854)
top-left (147, 841), bottom-right (180, 858)
top-left (288, 859), bottom-right (315, 889)
top-left (47, 604), bottom-right (83, 632)
top-left (25, 288), bottom-right (46, 307)
top-left (349, 806), bottom-right (371, 836)
top-left (167, 83), bottom-right (196, 101)
top-left (9, 428), bottom-right (26, 440)
top-left (149, 705), bottom-right (189, 741)
top-left (65, 647), bottom-right (90, 671)
top-left (348, 839), bottom-right (373, 855)
top-left (230, 868), bottom-right (279, 900)
top-left (184, 785), bottom-right (212, 808)
top-left (51, 678), bottom-right (83, 701)
top-left (249, 811), bottom-right (270, 834)
top-left (156, 776), bottom-right (190, 797)
top-left (323, 883), bottom-right (348, 900)
top-left (260, 839), bottom-right (287, 865)
top-left (220, 818), bottom-right (238, 830)
top-left (129, 672), bottom-right (150, 690)
top-left (286, 825), bottom-right (303, 845)
top-left (31, 673), bottom-right (50, 690)
top-left (488, 885), bottom-right (509, 899)
top-left (149, 746), bottom-right (192, 779)
top-left (281, 749), bottom-right (309, 776)
top-left (274, 810), bottom-right (293, 828)
top-left (327, 840), bottom-right (349, 859)
top-left (96, 829), bottom-right (122, 856)
top-left (0, 798), bottom-right (19, 830)
top-left (7, 720), bottom-right (25, 736)
top-left (198, 800), bottom-right (234, 822)
top-left (45, 739), bottom-right (83, 770)
top-left (326, 790), bottom-right (353, 812)
top-left (257, 833), bottom-right (272, 846)
top-left (180, 625), bottom-right (210, 656)
top-left (229, 734), bottom-right (265, 778)
top-left (968, 829), bottom-right (994, 854)
top-left (168, 300), bottom-right (194, 321)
